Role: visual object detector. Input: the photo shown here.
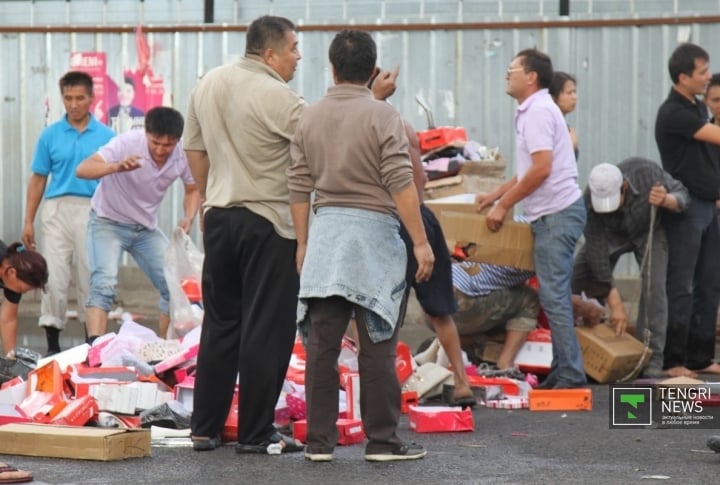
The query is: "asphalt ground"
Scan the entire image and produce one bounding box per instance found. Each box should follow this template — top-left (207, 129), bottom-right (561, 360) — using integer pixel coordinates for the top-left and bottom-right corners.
top-left (5, 283), bottom-right (720, 484)
top-left (2, 384), bottom-right (720, 485)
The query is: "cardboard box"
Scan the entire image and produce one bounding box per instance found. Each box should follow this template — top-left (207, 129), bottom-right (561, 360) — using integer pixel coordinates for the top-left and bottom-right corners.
top-left (0, 404), bottom-right (31, 425)
top-left (425, 194), bottom-right (534, 271)
top-left (50, 395), bottom-right (99, 426)
top-left (424, 175), bottom-right (465, 200)
top-left (575, 324), bottom-right (652, 384)
top-left (423, 158), bottom-right (507, 201)
top-left (417, 126), bottom-right (467, 153)
top-left (292, 418), bottom-right (365, 445)
top-left (408, 405), bottom-right (474, 433)
top-left (153, 344), bottom-right (199, 374)
top-left (342, 372), bottom-right (360, 420)
top-left (0, 423), bottom-right (151, 461)
top-left (515, 328), bottom-right (552, 374)
top-left (528, 389), bottom-right (593, 411)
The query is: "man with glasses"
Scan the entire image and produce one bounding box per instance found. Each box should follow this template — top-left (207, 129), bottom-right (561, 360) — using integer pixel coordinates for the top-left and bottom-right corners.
top-left (477, 49), bottom-right (587, 389)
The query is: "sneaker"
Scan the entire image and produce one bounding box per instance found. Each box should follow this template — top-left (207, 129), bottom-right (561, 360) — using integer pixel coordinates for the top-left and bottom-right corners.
top-left (365, 443), bottom-right (427, 462)
top-left (305, 450), bottom-right (333, 462)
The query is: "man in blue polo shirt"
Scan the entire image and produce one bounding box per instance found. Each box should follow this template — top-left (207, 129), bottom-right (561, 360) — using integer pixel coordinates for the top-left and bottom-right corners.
top-left (655, 43), bottom-right (720, 377)
top-left (22, 71), bottom-right (115, 356)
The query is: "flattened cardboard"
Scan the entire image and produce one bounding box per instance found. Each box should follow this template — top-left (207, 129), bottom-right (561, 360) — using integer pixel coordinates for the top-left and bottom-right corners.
top-left (575, 324), bottom-right (652, 384)
top-left (0, 423), bottom-right (150, 461)
top-left (425, 194), bottom-right (534, 271)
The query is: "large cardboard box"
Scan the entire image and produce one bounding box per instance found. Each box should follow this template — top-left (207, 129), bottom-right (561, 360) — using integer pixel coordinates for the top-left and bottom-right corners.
top-left (425, 194), bottom-right (534, 270)
top-left (0, 423), bottom-right (151, 461)
top-left (423, 158), bottom-right (507, 201)
top-left (575, 324), bottom-right (652, 383)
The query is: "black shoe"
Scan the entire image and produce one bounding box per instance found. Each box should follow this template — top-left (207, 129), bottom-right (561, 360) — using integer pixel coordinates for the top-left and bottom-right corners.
top-left (365, 442), bottom-right (427, 462)
top-left (192, 435), bottom-right (221, 451)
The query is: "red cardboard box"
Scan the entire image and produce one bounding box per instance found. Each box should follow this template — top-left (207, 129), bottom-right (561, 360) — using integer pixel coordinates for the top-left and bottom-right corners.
top-left (342, 372), bottom-right (360, 420)
top-left (528, 388), bottom-right (593, 411)
top-left (401, 391), bottom-right (419, 413)
top-left (27, 361), bottom-right (64, 398)
top-left (221, 387), bottom-right (240, 442)
top-left (408, 405), bottom-right (474, 433)
top-left (51, 395), bottom-right (99, 426)
top-left (153, 344), bottom-right (199, 374)
top-left (515, 328), bottom-right (552, 374)
top-left (87, 335), bottom-right (116, 367)
top-left (292, 418), bottom-right (365, 445)
top-left (395, 341), bottom-right (414, 385)
top-left (0, 404), bottom-right (31, 425)
top-left (17, 391), bottom-right (67, 423)
top-left (286, 392), bottom-right (306, 421)
top-left (417, 126), bottom-right (467, 153)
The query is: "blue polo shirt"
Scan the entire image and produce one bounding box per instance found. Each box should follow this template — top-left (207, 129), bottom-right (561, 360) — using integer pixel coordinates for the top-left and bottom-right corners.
top-left (31, 114), bottom-right (115, 199)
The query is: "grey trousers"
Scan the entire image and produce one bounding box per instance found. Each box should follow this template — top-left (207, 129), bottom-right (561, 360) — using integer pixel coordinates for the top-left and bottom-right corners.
top-left (305, 296), bottom-right (404, 454)
top-left (572, 227), bottom-right (668, 371)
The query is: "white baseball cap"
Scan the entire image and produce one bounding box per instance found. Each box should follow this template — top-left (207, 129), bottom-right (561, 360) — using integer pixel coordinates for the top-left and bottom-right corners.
top-left (588, 163), bottom-right (623, 213)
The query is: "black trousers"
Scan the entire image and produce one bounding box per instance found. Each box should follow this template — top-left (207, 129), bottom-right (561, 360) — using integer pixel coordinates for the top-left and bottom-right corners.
top-left (190, 207), bottom-right (299, 444)
top-left (663, 195), bottom-right (720, 370)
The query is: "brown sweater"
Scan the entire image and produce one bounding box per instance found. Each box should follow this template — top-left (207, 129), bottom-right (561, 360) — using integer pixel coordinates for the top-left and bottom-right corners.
top-left (287, 84), bottom-right (412, 216)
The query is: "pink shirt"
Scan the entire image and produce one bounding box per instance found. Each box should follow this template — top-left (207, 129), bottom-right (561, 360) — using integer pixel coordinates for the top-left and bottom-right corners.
top-left (514, 89), bottom-right (581, 221)
top-left (92, 130), bottom-right (195, 229)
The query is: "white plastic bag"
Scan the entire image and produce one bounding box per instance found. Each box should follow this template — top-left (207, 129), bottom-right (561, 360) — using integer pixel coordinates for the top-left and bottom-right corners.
top-left (164, 228), bottom-right (205, 338)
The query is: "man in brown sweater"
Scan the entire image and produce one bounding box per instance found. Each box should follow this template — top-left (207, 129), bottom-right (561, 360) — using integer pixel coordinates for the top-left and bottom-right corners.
top-left (288, 30), bottom-right (433, 462)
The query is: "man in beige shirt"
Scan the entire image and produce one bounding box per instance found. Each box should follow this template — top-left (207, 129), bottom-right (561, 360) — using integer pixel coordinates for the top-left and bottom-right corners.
top-left (183, 15), bottom-right (397, 454)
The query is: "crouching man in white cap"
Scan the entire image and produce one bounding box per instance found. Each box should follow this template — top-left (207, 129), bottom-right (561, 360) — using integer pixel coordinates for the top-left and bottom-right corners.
top-left (572, 157), bottom-right (689, 378)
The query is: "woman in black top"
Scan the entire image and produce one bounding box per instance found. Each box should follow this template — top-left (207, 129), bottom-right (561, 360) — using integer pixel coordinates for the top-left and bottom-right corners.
top-left (1, 241), bottom-right (48, 356)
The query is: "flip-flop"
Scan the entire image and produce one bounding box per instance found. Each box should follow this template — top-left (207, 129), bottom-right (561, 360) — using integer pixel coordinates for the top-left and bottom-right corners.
top-left (0, 469), bottom-right (34, 484)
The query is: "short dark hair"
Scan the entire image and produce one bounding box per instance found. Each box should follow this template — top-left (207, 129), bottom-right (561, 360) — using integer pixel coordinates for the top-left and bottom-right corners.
top-left (329, 30), bottom-right (377, 84)
top-left (668, 43), bottom-right (709, 84)
top-left (549, 71), bottom-right (576, 101)
top-left (246, 15), bottom-right (295, 56)
top-left (3, 242), bottom-right (48, 291)
top-left (516, 48), bottom-right (554, 89)
top-left (59, 71), bottom-right (94, 96)
top-left (708, 73), bottom-right (720, 93)
top-left (144, 107), bottom-right (184, 138)
top-left (123, 76), bottom-right (136, 89)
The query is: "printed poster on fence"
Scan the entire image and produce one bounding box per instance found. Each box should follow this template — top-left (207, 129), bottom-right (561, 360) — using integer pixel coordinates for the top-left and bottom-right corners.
top-left (70, 26), bottom-right (166, 134)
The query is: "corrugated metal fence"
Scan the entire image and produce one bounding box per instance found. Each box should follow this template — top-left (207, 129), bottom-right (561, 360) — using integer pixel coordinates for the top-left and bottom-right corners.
top-left (2, 1), bottom-right (720, 275)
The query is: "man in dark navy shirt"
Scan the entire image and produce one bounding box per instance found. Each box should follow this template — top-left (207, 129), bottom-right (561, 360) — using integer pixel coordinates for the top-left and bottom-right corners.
top-left (655, 43), bottom-right (720, 377)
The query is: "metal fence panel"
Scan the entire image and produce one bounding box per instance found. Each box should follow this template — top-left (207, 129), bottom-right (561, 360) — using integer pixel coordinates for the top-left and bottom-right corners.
top-left (3, 3), bottom-right (720, 275)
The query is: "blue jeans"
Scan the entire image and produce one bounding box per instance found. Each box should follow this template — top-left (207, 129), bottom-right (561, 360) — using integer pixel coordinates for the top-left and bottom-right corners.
top-left (86, 211), bottom-right (170, 314)
top-left (532, 197), bottom-right (587, 387)
top-left (663, 194), bottom-right (720, 370)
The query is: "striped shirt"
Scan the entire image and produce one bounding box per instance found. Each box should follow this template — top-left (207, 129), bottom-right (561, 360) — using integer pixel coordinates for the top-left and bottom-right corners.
top-left (452, 262), bottom-right (534, 297)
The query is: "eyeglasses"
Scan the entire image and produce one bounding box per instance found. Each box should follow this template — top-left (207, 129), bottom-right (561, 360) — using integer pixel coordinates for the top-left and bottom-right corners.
top-left (506, 67), bottom-right (526, 76)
